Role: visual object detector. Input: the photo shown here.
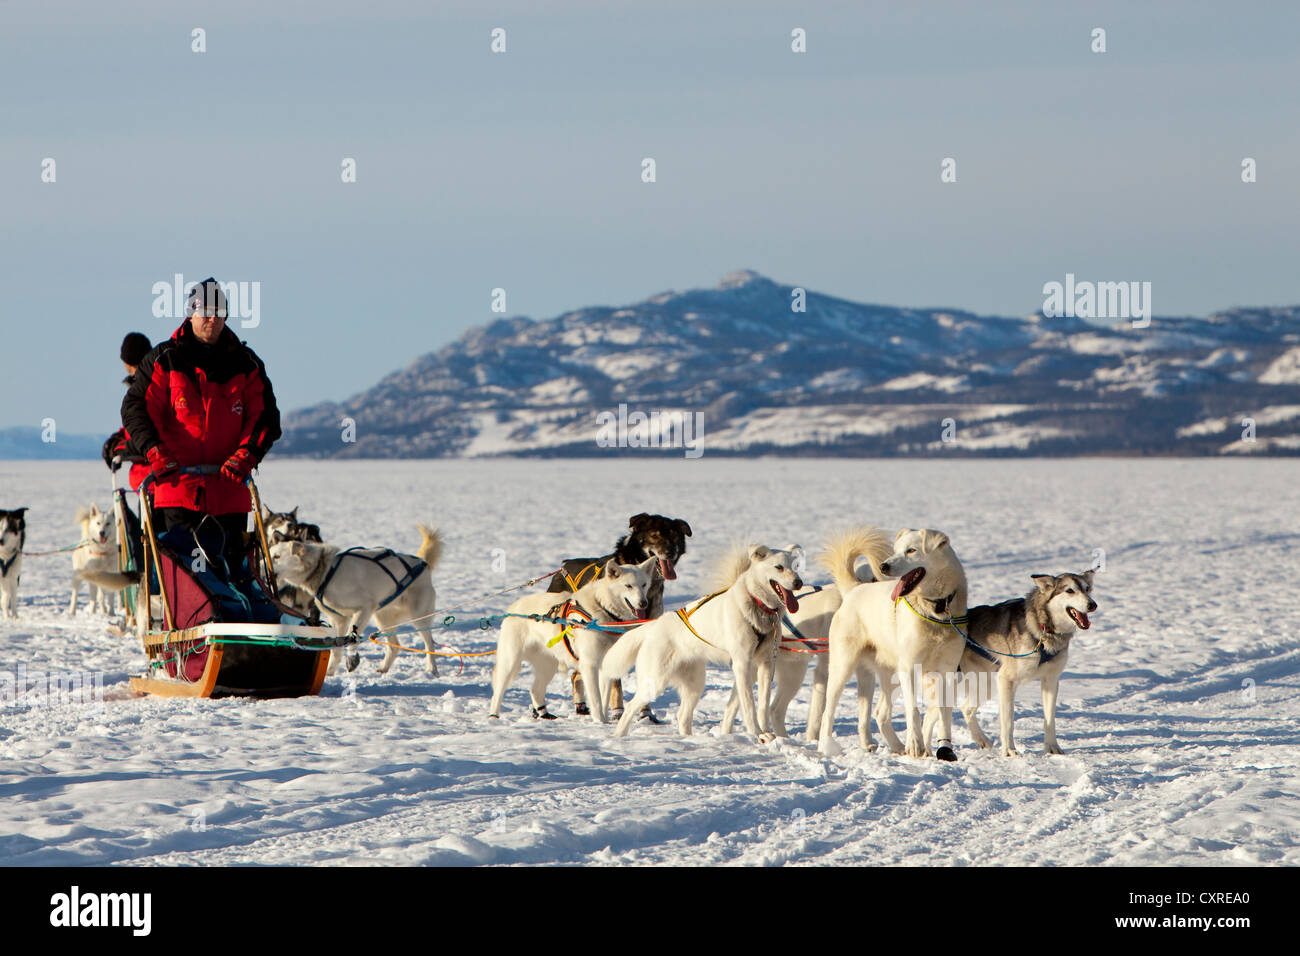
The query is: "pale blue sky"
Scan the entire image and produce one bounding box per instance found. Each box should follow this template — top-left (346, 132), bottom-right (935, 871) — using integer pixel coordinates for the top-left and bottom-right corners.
top-left (3, 0), bottom-right (1297, 433)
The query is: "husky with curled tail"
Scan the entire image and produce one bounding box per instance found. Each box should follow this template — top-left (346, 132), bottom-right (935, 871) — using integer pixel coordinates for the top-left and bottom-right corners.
top-left (818, 528), bottom-right (968, 761)
top-left (722, 527), bottom-right (893, 740)
top-left (602, 544), bottom-right (803, 743)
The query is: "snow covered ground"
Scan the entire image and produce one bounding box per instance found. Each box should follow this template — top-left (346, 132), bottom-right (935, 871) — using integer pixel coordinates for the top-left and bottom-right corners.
top-left (1, 458), bottom-right (1297, 866)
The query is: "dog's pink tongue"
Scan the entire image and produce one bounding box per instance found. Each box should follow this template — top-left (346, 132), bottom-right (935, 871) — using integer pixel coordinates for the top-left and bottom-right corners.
top-left (890, 567), bottom-right (924, 602)
top-left (782, 586), bottom-right (799, 614)
top-left (659, 557), bottom-right (676, 580)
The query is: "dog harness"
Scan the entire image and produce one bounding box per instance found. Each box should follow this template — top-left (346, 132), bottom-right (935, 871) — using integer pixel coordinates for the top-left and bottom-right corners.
top-left (562, 562), bottom-right (603, 592)
top-left (314, 547), bottom-right (427, 619)
top-left (675, 588), bottom-right (729, 647)
top-left (780, 584), bottom-right (827, 653)
top-left (543, 598), bottom-right (593, 661)
top-left (676, 586), bottom-right (786, 649)
top-left (895, 594), bottom-right (1061, 666)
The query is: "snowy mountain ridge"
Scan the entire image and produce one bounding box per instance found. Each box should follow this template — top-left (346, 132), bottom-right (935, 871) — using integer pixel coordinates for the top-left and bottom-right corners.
top-left (279, 271), bottom-right (1300, 458)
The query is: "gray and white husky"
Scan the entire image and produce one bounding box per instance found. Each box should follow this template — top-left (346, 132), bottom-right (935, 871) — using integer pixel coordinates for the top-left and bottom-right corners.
top-left (0, 508), bottom-right (27, 619)
top-left (922, 571), bottom-right (1097, 756)
top-left (260, 504), bottom-right (324, 623)
top-left (70, 503), bottom-right (135, 616)
top-left (269, 524), bottom-right (443, 678)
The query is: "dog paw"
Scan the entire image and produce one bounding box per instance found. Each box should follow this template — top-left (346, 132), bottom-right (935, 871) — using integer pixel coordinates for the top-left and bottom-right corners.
top-left (862, 742), bottom-right (878, 754)
top-left (1003, 748), bottom-right (1022, 758)
top-left (757, 732), bottom-right (776, 745)
top-left (1044, 743), bottom-right (1064, 755)
top-left (817, 737), bottom-right (842, 757)
top-left (345, 653), bottom-right (361, 673)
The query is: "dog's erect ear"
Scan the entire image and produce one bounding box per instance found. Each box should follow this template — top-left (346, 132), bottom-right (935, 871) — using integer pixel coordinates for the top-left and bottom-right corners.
top-left (604, 558), bottom-right (621, 579)
top-left (89, 503), bottom-right (101, 518)
top-left (628, 513), bottom-right (652, 532)
top-left (290, 507), bottom-right (299, 521)
top-left (1079, 570), bottom-right (1095, 589)
top-left (259, 504), bottom-right (270, 519)
top-left (638, 555), bottom-right (659, 576)
top-left (290, 542), bottom-right (305, 557)
top-left (674, 518), bottom-right (692, 538)
top-left (923, 530), bottom-right (949, 552)
top-left (894, 529), bottom-right (913, 545)
top-left (749, 544), bottom-right (771, 561)
top-left (1031, 574), bottom-right (1055, 592)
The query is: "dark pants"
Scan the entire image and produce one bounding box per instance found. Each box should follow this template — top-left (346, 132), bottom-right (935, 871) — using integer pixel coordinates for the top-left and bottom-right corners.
top-left (155, 508), bottom-right (249, 582)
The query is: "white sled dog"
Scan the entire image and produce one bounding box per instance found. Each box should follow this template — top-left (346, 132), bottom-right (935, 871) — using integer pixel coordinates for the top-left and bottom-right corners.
top-left (0, 508), bottom-right (28, 619)
top-left (818, 527), bottom-right (968, 760)
top-left (721, 528), bottom-right (892, 740)
top-left (70, 504), bottom-right (135, 616)
top-left (269, 524), bottom-right (443, 677)
top-left (921, 571), bottom-right (1097, 756)
top-left (602, 544), bottom-right (803, 742)
top-left (488, 556), bottom-right (658, 722)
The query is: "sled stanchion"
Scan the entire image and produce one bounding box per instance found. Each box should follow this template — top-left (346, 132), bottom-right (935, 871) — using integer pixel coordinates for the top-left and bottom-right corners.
top-left (246, 478), bottom-right (278, 596)
top-left (138, 478), bottom-right (174, 633)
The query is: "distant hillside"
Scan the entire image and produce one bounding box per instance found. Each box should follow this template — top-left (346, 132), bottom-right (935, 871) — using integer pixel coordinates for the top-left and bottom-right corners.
top-left (0, 427), bottom-right (102, 460)
top-left (277, 271), bottom-right (1300, 458)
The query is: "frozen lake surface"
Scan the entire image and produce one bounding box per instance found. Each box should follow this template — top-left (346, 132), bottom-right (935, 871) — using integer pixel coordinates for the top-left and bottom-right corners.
top-left (1, 457), bottom-right (1297, 865)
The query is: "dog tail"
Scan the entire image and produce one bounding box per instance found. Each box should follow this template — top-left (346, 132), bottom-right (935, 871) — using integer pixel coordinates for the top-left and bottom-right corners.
top-left (707, 540), bottom-right (756, 592)
top-left (821, 527), bottom-right (894, 594)
top-left (75, 506), bottom-right (91, 525)
top-left (601, 624), bottom-right (650, 683)
top-left (75, 570), bottom-right (137, 592)
top-left (417, 523), bottom-right (443, 572)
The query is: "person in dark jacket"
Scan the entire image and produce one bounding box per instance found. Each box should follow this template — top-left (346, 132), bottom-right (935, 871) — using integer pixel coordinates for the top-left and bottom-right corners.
top-left (102, 332), bottom-right (153, 490)
top-left (121, 278), bottom-right (281, 578)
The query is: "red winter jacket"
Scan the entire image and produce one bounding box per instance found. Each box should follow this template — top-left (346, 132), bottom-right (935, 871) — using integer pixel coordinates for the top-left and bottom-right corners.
top-left (121, 321), bottom-right (281, 515)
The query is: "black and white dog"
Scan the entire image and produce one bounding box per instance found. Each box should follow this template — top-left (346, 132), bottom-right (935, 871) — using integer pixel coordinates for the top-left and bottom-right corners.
top-left (547, 513), bottom-right (692, 717)
top-left (0, 508), bottom-right (28, 619)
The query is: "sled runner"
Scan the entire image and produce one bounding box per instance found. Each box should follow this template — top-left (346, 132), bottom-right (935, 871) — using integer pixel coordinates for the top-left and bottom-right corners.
top-left (116, 465), bottom-right (341, 699)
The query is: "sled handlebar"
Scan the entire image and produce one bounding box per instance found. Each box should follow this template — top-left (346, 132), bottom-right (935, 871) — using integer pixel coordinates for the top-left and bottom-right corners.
top-left (138, 464), bottom-right (248, 493)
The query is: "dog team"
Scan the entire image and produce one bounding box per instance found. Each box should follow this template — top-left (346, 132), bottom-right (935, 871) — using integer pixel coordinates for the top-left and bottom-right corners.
top-left (0, 500), bottom-right (1097, 760)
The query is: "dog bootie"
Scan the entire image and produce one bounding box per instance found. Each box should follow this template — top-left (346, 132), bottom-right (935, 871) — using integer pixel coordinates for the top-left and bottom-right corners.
top-left (574, 702), bottom-right (590, 716)
top-left (935, 739), bottom-right (957, 762)
top-left (345, 653), bottom-right (361, 673)
top-left (636, 705), bottom-right (663, 725)
top-left (531, 705), bottom-right (557, 720)
top-left (610, 706), bottom-right (624, 720)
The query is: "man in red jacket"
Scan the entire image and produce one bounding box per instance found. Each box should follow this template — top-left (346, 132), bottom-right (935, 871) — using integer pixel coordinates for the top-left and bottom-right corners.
top-left (122, 278), bottom-right (281, 578)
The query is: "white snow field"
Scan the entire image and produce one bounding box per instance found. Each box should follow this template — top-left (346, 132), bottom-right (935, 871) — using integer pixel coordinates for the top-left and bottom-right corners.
top-left (1, 457), bottom-right (1297, 867)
